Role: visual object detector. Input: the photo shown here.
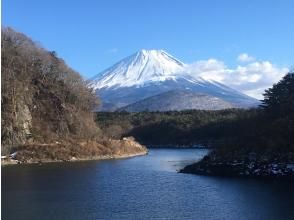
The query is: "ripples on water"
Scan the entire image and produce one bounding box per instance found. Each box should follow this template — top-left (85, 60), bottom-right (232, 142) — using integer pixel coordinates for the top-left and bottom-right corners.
top-left (2, 149), bottom-right (294, 220)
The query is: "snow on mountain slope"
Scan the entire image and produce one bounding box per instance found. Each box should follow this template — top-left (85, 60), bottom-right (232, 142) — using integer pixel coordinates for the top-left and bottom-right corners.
top-left (88, 49), bottom-right (260, 111)
top-left (88, 49), bottom-right (185, 89)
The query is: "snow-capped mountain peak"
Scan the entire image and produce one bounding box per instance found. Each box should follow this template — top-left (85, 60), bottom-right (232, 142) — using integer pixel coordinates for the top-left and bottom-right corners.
top-left (88, 49), bottom-right (259, 111)
top-left (88, 49), bottom-right (185, 89)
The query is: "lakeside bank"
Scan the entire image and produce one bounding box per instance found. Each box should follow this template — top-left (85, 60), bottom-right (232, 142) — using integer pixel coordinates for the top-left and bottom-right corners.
top-left (1, 137), bottom-right (148, 166)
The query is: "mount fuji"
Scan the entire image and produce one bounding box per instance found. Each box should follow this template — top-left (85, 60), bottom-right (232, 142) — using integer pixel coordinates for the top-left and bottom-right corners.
top-left (88, 49), bottom-right (259, 111)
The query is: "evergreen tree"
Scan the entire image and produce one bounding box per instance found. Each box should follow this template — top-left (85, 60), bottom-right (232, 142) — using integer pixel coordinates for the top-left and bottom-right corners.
top-left (261, 71), bottom-right (294, 117)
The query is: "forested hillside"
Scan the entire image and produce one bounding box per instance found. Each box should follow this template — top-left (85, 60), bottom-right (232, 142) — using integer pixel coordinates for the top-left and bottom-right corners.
top-left (96, 109), bottom-right (257, 146)
top-left (1, 27), bottom-right (147, 162)
top-left (1, 27), bottom-right (99, 149)
top-left (181, 72), bottom-right (294, 178)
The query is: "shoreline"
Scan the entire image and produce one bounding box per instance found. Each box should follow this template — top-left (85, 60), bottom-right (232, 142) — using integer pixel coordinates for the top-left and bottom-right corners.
top-left (146, 144), bottom-right (209, 149)
top-left (180, 154), bottom-right (294, 180)
top-left (1, 150), bottom-right (148, 166)
top-left (1, 137), bottom-right (148, 167)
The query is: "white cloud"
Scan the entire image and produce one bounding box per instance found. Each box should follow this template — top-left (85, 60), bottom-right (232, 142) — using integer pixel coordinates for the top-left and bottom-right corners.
top-left (184, 58), bottom-right (288, 99)
top-left (237, 53), bottom-right (255, 62)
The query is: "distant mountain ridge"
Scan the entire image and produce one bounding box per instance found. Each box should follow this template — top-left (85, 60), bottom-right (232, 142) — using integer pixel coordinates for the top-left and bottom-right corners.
top-left (119, 90), bottom-right (234, 112)
top-left (88, 49), bottom-right (259, 111)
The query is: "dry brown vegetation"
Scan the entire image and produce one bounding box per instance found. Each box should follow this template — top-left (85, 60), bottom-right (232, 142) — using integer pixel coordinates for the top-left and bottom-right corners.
top-left (2, 27), bottom-right (99, 149)
top-left (1, 27), bottom-right (147, 160)
top-left (13, 137), bottom-right (147, 163)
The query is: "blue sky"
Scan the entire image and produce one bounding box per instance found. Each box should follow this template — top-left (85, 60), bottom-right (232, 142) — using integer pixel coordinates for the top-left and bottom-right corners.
top-left (2, 0), bottom-right (293, 97)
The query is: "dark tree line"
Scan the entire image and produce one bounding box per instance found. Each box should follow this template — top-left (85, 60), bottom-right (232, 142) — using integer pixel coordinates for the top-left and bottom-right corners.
top-left (262, 72), bottom-right (294, 117)
top-left (96, 109), bottom-right (258, 145)
top-left (97, 71), bottom-right (294, 155)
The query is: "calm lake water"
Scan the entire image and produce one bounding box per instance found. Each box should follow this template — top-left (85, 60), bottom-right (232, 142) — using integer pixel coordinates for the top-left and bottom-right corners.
top-left (2, 149), bottom-right (294, 220)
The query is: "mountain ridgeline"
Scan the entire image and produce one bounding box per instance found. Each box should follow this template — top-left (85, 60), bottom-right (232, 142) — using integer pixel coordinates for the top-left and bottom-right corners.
top-left (89, 49), bottom-right (259, 111)
top-left (119, 90), bottom-right (233, 112)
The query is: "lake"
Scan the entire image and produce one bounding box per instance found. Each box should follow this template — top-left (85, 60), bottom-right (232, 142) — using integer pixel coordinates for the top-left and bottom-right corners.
top-left (2, 149), bottom-right (294, 220)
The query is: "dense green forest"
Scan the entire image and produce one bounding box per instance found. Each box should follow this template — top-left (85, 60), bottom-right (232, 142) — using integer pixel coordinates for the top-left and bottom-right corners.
top-left (96, 109), bottom-right (259, 146)
top-left (181, 73), bottom-right (294, 178)
top-left (217, 72), bottom-right (294, 155)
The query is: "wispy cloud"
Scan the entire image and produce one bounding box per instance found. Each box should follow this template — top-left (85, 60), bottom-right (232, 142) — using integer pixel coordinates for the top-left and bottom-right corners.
top-left (184, 56), bottom-right (288, 99)
top-left (106, 48), bottom-right (119, 54)
top-left (237, 53), bottom-right (255, 62)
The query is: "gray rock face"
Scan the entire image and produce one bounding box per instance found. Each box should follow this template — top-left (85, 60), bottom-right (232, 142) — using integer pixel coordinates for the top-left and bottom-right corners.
top-left (119, 90), bottom-right (234, 112)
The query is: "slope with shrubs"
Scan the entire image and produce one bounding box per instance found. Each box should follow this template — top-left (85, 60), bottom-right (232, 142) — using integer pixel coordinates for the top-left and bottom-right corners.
top-left (1, 27), bottom-right (147, 163)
